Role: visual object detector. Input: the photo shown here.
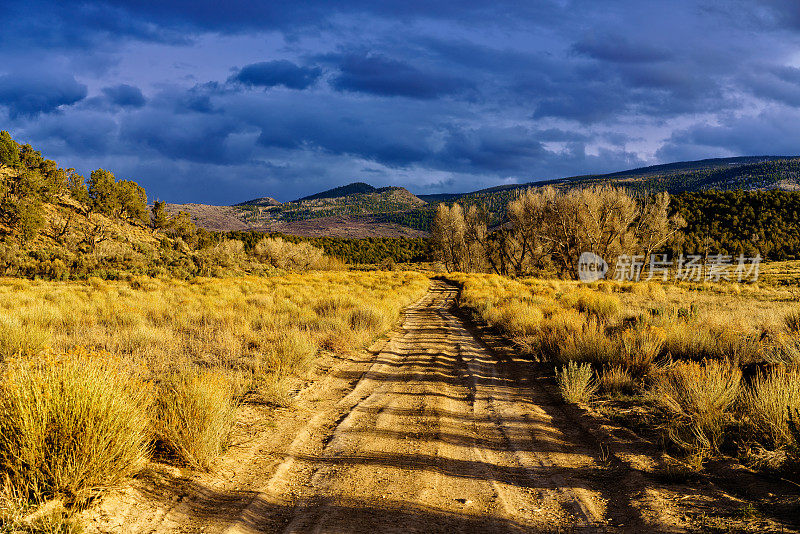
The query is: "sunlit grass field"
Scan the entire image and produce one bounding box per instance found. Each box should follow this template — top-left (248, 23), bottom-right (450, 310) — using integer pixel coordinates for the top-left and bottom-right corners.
top-left (0, 271), bottom-right (429, 525)
top-left (448, 261), bottom-right (800, 472)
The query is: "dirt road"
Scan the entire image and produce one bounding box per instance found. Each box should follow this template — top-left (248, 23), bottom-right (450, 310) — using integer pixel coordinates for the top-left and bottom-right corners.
top-left (86, 280), bottom-right (751, 533)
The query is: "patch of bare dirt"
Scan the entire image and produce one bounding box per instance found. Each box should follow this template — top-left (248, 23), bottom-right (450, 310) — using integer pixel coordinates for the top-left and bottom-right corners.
top-left (80, 281), bottom-right (800, 533)
top-left (165, 203), bottom-right (251, 232)
top-left (250, 215), bottom-right (427, 238)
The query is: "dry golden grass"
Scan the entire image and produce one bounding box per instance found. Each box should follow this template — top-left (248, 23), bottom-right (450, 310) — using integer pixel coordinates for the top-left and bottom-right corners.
top-left (448, 263), bottom-right (800, 465)
top-left (653, 359), bottom-right (741, 452)
top-left (556, 361), bottom-right (597, 404)
top-left (558, 319), bottom-right (619, 366)
top-left (599, 366), bottom-right (635, 395)
top-left (742, 366), bottom-right (800, 447)
top-left (0, 270), bottom-right (429, 512)
top-left (152, 368), bottom-right (237, 470)
top-left (0, 349), bottom-right (150, 504)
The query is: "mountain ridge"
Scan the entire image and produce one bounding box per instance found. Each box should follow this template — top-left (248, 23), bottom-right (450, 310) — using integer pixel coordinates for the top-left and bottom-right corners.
top-left (170, 155), bottom-right (800, 237)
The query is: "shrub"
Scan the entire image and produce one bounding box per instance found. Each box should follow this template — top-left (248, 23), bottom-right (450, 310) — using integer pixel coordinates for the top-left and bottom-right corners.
top-left (767, 333), bottom-right (800, 365)
top-left (742, 366), bottom-right (800, 447)
top-left (654, 359), bottom-right (741, 452)
top-left (662, 322), bottom-right (762, 363)
top-left (600, 366), bottom-right (635, 395)
top-left (537, 309), bottom-right (585, 361)
top-left (557, 361), bottom-right (597, 404)
top-left (0, 316), bottom-right (51, 360)
top-left (349, 306), bottom-right (386, 333)
top-left (785, 309), bottom-right (800, 333)
top-left (152, 368), bottom-right (237, 470)
top-left (618, 326), bottom-right (665, 377)
top-left (488, 301), bottom-right (544, 337)
top-left (561, 289), bottom-right (622, 323)
top-left (253, 237), bottom-right (328, 271)
top-left (313, 295), bottom-right (356, 317)
top-left (269, 329), bottom-right (318, 374)
top-left (558, 320), bottom-right (619, 366)
top-left (0, 349), bottom-right (150, 503)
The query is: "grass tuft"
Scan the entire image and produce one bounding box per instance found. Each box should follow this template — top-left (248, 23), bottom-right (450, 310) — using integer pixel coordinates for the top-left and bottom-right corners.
top-left (742, 366), bottom-right (800, 447)
top-left (0, 349), bottom-right (150, 503)
top-left (600, 366), bottom-right (636, 395)
top-left (556, 361), bottom-right (597, 404)
top-left (152, 368), bottom-right (237, 470)
top-left (654, 359), bottom-right (741, 452)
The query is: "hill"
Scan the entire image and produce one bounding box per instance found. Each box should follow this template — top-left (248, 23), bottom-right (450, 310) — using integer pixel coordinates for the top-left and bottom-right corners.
top-left (177, 183), bottom-right (428, 237)
top-left (171, 157), bottom-right (800, 236)
top-left (294, 182), bottom-right (376, 202)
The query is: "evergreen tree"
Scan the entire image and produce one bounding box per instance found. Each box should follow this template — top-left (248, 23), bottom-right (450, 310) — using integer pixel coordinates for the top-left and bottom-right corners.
top-left (0, 131), bottom-right (19, 168)
top-left (116, 180), bottom-right (148, 223)
top-left (88, 169), bottom-right (118, 215)
top-left (151, 200), bottom-right (170, 229)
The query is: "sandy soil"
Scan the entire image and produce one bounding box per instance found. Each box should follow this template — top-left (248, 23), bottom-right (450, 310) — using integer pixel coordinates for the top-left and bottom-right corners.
top-left (82, 281), bottom-right (800, 533)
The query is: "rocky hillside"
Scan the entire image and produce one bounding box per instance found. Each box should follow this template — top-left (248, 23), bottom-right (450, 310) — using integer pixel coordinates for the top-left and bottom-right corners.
top-left (159, 156), bottom-right (800, 237)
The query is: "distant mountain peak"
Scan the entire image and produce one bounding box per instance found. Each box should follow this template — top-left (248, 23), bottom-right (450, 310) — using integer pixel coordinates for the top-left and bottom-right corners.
top-left (296, 182), bottom-right (376, 202)
top-left (235, 196), bottom-right (280, 207)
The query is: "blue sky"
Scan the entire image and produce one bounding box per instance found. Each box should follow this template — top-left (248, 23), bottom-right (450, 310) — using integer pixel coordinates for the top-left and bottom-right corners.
top-left (2, 0), bottom-right (800, 203)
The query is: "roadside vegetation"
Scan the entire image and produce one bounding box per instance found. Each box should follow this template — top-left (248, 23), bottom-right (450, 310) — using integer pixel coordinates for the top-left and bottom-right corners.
top-left (433, 173), bottom-right (800, 488)
top-left (0, 270), bottom-right (429, 528)
top-left (449, 270), bottom-right (800, 478)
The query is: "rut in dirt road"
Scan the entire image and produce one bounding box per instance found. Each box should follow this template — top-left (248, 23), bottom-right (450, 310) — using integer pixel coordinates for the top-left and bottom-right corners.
top-left (218, 280), bottom-right (665, 534)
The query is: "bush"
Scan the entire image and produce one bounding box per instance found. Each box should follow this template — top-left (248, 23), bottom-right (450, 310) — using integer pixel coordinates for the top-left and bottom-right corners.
top-left (0, 316), bottom-right (51, 360)
top-left (488, 301), bottom-right (544, 337)
top-left (743, 366), bottom-right (800, 447)
top-left (349, 306), bottom-right (386, 333)
top-left (662, 322), bottom-right (762, 364)
top-left (618, 326), bottom-right (664, 377)
top-left (785, 309), bottom-right (800, 333)
top-left (654, 359), bottom-right (741, 452)
top-left (556, 361), bottom-right (597, 404)
top-left (558, 320), bottom-right (619, 366)
top-left (152, 368), bottom-right (236, 470)
top-left (253, 237), bottom-right (329, 270)
top-left (268, 330), bottom-right (318, 374)
top-left (600, 366), bottom-right (635, 395)
top-left (561, 289), bottom-right (622, 323)
top-left (0, 349), bottom-right (150, 503)
top-left (537, 309), bottom-right (585, 361)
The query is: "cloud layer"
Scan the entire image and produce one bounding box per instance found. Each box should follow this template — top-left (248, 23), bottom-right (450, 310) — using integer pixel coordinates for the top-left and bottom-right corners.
top-left (1, 0), bottom-right (799, 203)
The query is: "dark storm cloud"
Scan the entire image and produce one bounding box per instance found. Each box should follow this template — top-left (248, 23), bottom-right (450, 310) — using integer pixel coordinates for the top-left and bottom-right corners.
top-left (0, 72), bottom-right (87, 118)
top-left (120, 109), bottom-right (250, 164)
top-left (572, 34), bottom-right (671, 63)
top-left (229, 61), bottom-right (322, 90)
top-left (102, 84), bottom-right (147, 108)
top-left (329, 54), bottom-right (473, 99)
top-left (741, 65), bottom-right (800, 107)
top-left (3, 0), bottom-right (800, 203)
top-left (657, 107), bottom-right (800, 160)
top-left (75, 0), bottom-right (567, 35)
top-left (0, 1), bottom-right (188, 51)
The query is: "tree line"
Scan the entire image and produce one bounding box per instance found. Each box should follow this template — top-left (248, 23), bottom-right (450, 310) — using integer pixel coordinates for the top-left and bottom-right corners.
top-left (431, 186), bottom-right (684, 278)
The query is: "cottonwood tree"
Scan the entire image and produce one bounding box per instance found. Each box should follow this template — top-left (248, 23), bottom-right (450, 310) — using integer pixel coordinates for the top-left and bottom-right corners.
top-left (507, 186), bottom-right (682, 279)
top-left (633, 191), bottom-right (686, 265)
top-left (254, 237), bottom-right (326, 270)
top-left (431, 203), bottom-right (467, 271)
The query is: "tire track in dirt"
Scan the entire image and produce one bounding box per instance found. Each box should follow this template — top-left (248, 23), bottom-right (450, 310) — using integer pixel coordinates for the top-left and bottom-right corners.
top-left (221, 281), bottom-right (667, 533)
top-left (86, 280), bottom-right (691, 533)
